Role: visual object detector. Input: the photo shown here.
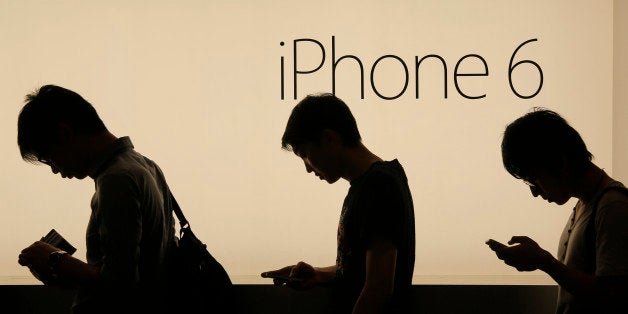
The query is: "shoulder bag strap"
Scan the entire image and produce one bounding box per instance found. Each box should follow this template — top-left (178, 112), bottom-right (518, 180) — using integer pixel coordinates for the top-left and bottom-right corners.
top-left (169, 190), bottom-right (190, 229)
top-left (587, 184), bottom-right (628, 272)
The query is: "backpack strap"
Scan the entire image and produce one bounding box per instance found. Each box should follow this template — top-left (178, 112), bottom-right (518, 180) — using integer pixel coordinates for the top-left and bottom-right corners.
top-left (585, 183), bottom-right (628, 273)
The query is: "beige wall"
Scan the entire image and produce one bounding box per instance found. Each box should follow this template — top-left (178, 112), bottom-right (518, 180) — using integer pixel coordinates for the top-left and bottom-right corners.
top-left (614, 0), bottom-right (628, 183)
top-left (0, 0), bottom-right (615, 285)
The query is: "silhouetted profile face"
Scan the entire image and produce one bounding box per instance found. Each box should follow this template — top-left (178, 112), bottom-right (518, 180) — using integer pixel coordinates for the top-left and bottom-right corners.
top-left (523, 169), bottom-right (571, 205)
top-left (18, 85), bottom-right (109, 180)
top-left (37, 138), bottom-right (90, 180)
top-left (292, 140), bottom-right (342, 184)
top-left (281, 94), bottom-right (361, 184)
top-left (501, 109), bottom-right (592, 206)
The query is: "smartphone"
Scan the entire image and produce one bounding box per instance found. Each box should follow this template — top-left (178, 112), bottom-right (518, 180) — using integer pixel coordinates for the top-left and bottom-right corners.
top-left (29, 229), bottom-right (76, 282)
top-left (485, 238), bottom-right (507, 250)
top-left (263, 274), bottom-right (304, 282)
top-left (42, 229), bottom-right (77, 255)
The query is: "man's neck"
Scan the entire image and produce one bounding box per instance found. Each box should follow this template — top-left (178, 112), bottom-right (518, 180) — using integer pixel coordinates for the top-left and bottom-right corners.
top-left (341, 143), bottom-right (383, 182)
top-left (84, 131), bottom-right (118, 178)
top-left (576, 164), bottom-right (612, 204)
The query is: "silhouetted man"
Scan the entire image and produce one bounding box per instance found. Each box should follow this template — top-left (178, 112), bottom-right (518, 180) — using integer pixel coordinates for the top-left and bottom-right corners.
top-left (487, 108), bottom-right (628, 313)
top-left (17, 85), bottom-right (177, 314)
top-left (262, 93), bottom-right (416, 313)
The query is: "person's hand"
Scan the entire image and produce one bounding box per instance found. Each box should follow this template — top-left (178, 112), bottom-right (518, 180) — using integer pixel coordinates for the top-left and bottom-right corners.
top-left (487, 236), bottom-right (554, 271)
top-left (261, 261), bottom-right (318, 290)
top-left (18, 240), bottom-right (60, 282)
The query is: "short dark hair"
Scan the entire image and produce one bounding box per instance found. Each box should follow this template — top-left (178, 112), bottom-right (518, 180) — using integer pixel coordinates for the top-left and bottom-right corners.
top-left (17, 84), bottom-right (107, 162)
top-left (501, 107), bottom-right (593, 179)
top-left (281, 93), bottom-right (361, 150)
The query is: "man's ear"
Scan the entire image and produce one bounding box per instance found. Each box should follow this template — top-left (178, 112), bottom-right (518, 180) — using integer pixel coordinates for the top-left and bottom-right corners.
top-left (559, 155), bottom-right (579, 181)
top-left (52, 122), bottom-right (73, 145)
top-left (320, 129), bottom-right (342, 147)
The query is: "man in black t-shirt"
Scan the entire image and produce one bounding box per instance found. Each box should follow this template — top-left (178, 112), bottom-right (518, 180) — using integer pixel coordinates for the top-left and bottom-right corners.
top-left (262, 93), bottom-right (415, 313)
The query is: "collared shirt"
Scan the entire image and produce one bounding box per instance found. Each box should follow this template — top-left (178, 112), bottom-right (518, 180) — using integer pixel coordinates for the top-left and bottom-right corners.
top-left (74, 137), bottom-right (176, 313)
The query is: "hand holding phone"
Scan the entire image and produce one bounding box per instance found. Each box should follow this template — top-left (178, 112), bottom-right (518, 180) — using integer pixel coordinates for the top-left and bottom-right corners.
top-left (42, 229), bottom-right (76, 255)
top-left (261, 264), bottom-right (310, 285)
top-left (485, 238), bottom-right (507, 251)
top-left (27, 229), bottom-right (76, 283)
top-left (262, 273), bottom-right (305, 282)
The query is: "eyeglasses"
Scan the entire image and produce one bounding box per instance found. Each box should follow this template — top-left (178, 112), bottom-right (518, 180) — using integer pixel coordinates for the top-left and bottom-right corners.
top-left (523, 178), bottom-right (536, 188)
top-left (37, 157), bottom-right (52, 166)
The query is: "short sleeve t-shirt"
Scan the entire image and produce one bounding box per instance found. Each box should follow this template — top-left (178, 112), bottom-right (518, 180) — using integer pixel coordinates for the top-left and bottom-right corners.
top-left (335, 159), bottom-right (415, 312)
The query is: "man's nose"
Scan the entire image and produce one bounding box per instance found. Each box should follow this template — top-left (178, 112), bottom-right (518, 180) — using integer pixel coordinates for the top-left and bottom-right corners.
top-left (304, 161), bottom-right (313, 173)
top-left (529, 186), bottom-right (540, 197)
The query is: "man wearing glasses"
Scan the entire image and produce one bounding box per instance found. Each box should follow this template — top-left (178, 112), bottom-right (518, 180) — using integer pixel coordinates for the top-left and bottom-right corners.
top-left (16, 85), bottom-right (177, 314)
top-left (487, 108), bottom-right (628, 313)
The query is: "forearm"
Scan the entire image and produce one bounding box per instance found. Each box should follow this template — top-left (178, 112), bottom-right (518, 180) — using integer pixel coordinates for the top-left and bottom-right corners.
top-left (54, 254), bottom-right (100, 288)
top-left (541, 258), bottom-right (628, 308)
top-left (314, 265), bottom-right (338, 284)
top-left (352, 284), bottom-right (392, 314)
top-left (541, 257), bottom-right (601, 298)
top-left (352, 240), bottom-right (397, 314)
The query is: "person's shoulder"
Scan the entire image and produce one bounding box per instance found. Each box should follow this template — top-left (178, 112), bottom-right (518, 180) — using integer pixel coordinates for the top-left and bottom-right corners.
top-left (96, 150), bottom-right (155, 182)
top-left (96, 165), bottom-right (136, 183)
top-left (371, 159), bottom-right (407, 177)
top-left (598, 181), bottom-right (628, 209)
top-left (603, 181), bottom-right (628, 197)
top-left (361, 159), bottom-right (407, 186)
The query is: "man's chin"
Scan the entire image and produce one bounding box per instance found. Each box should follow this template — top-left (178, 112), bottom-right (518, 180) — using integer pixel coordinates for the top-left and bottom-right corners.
top-left (547, 197), bottom-right (570, 205)
top-left (63, 174), bottom-right (87, 180)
